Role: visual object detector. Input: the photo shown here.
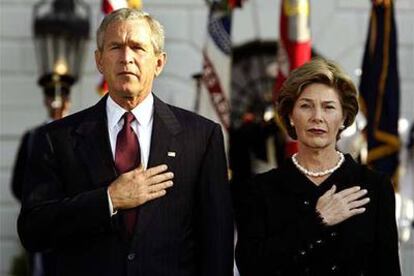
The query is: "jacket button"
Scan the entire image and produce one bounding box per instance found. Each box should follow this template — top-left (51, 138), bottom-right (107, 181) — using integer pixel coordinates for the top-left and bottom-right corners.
top-left (127, 253), bottom-right (136, 261)
top-left (331, 264), bottom-right (339, 272)
top-left (330, 231), bottom-right (338, 238)
top-left (303, 200), bottom-right (310, 206)
top-left (299, 250), bottom-right (306, 256)
top-left (315, 239), bottom-right (323, 244)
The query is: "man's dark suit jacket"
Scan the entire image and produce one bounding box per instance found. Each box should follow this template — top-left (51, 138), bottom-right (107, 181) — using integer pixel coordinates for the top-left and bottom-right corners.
top-left (18, 94), bottom-right (234, 276)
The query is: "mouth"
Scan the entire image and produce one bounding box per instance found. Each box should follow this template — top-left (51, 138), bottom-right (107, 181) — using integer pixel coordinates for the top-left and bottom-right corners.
top-left (307, 128), bottom-right (327, 135)
top-left (117, 71), bottom-right (137, 77)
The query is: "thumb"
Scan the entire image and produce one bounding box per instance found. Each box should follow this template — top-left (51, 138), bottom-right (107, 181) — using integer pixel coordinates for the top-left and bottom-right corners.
top-left (134, 164), bottom-right (144, 173)
top-left (323, 185), bottom-right (336, 198)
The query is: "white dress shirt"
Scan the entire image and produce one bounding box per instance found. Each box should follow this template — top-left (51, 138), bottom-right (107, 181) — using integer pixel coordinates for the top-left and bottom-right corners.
top-left (106, 93), bottom-right (154, 215)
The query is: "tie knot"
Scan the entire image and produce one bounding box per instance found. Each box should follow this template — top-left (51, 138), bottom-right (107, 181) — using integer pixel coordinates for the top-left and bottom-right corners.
top-left (124, 112), bottom-right (135, 125)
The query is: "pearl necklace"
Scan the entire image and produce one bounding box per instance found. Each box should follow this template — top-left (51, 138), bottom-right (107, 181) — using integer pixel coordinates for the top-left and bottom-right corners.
top-left (291, 151), bottom-right (345, 177)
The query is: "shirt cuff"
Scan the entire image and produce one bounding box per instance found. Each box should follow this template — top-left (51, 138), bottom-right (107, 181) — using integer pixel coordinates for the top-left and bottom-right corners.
top-left (107, 188), bottom-right (118, 217)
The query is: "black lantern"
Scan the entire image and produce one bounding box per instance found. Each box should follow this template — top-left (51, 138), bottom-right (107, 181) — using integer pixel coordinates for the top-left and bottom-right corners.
top-left (33, 0), bottom-right (90, 106)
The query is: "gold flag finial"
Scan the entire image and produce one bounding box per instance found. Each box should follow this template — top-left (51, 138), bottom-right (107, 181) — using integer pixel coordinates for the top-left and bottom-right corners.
top-left (128, 0), bottom-right (142, 9)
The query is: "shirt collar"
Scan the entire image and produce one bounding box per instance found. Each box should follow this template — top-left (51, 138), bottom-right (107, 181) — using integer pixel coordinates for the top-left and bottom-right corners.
top-left (106, 93), bottom-right (154, 129)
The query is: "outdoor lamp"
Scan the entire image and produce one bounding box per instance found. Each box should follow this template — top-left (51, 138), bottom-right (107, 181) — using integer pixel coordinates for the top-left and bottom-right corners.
top-left (33, 0), bottom-right (90, 107)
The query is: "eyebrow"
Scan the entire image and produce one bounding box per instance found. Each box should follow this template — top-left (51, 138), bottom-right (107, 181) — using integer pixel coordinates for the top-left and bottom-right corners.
top-left (297, 98), bottom-right (339, 104)
top-left (107, 39), bottom-right (148, 48)
top-left (106, 41), bottom-right (123, 47)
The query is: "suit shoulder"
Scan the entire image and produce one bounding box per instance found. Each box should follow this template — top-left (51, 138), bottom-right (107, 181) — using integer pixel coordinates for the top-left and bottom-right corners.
top-left (167, 104), bottom-right (220, 130)
top-left (253, 169), bottom-right (279, 182)
top-left (42, 105), bottom-right (96, 132)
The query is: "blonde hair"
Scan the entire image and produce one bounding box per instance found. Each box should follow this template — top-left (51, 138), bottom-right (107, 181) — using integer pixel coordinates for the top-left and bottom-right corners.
top-left (96, 8), bottom-right (165, 54)
top-left (277, 58), bottom-right (359, 139)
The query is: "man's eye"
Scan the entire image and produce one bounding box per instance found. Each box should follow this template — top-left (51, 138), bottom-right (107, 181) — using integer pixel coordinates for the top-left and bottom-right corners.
top-left (132, 45), bottom-right (144, 51)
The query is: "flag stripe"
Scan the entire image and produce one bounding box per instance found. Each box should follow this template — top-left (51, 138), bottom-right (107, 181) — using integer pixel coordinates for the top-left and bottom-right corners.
top-left (274, 0), bottom-right (311, 157)
top-left (199, 3), bottom-right (232, 131)
top-left (359, 0), bottom-right (400, 184)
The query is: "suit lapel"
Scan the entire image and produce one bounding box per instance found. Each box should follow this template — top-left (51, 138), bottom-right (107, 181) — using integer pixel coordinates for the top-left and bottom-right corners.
top-left (147, 96), bottom-right (182, 168)
top-left (134, 95), bottom-right (182, 239)
top-left (73, 95), bottom-right (118, 188)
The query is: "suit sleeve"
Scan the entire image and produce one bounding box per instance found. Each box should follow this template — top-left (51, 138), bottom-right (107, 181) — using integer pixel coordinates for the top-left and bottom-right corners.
top-left (198, 124), bottom-right (234, 276)
top-left (371, 177), bottom-right (401, 275)
top-left (234, 176), bottom-right (327, 275)
top-left (18, 128), bottom-right (114, 252)
top-left (11, 131), bottom-right (31, 201)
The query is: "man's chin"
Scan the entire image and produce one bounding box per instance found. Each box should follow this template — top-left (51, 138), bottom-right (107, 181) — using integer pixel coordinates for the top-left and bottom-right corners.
top-left (108, 85), bottom-right (150, 100)
top-left (116, 87), bottom-right (140, 98)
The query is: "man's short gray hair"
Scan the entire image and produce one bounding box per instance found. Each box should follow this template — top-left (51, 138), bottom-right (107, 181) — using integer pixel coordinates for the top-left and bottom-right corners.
top-left (96, 8), bottom-right (165, 54)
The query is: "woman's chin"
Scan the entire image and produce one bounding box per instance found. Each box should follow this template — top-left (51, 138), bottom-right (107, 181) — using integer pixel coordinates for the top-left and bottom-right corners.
top-left (301, 140), bottom-right (333, 151)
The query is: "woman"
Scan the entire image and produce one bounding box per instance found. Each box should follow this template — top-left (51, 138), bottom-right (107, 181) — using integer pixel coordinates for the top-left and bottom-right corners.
top-left (234, 58), bottom-right (401, 276)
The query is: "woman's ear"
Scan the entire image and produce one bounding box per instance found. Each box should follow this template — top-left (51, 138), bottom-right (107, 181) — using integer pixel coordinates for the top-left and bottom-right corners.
top-left (340, 117), bottom-right (346, 129)
top-left (289, 115), bottom-right (294, 126)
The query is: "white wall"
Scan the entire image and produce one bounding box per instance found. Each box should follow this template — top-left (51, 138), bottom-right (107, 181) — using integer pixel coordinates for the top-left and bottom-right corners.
top-left (0, 0), bottom-right (413, 275)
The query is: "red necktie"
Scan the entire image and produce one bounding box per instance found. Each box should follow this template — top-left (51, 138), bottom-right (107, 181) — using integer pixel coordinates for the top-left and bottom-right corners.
top-left (115, 112), bottom-right (140, 236)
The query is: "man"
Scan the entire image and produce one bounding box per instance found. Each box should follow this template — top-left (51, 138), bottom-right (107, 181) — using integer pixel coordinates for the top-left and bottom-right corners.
top-left (12, 91), bottom-right (71, 201)
top-left (18, 8), bottom-right (234, 276)
top-left (12, 90), bottom-right (71, 276)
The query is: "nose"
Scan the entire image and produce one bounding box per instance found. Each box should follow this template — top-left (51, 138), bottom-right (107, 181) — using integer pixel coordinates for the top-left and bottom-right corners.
top-left (120, 46), bottom-right (133, 65)
top-left (311, 106), bottom-right (323, 122)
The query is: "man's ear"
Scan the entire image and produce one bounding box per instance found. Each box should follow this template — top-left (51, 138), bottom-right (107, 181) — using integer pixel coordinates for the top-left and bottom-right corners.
top-left (95, 50), bottom-right (103, 74)
top-left (154, 52), bottom-right (167, 77)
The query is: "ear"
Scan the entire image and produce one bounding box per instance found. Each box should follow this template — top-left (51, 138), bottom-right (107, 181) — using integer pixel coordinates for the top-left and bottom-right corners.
top-left (154, 52), bottom-right (167, 77)
top-left (95, 50), bottom-right (103, 74)
top-left (341, 115), bottom-right (346, 128)
top-left (289, 114), bottom-right (294, 126)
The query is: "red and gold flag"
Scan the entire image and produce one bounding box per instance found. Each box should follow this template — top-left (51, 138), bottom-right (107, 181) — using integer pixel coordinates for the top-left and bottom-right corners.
top-left (275, 0), bottom-right (311, 156)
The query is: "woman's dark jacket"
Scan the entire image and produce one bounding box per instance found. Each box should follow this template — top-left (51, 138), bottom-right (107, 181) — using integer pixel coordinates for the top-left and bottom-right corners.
top-left (234, 154), bottom-right (401, 276)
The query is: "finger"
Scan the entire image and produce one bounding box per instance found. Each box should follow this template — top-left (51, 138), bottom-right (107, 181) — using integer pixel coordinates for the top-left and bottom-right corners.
top-left (148, 181), bottom-right (174, 193)
top-left (348, 207), bottom-right (366, 216)
top-left (344, 189), bottom-right (368, 203)
top-left (336, 186), bottom-right (361, 198)
top-left (148, 172), bottom-right (174, 186)
top-left (143, 164), bottom-right (168, 178)
top-left (348, 197), bottom-right (370, 209)
top-left (146, 189), bottom-right (167, 201)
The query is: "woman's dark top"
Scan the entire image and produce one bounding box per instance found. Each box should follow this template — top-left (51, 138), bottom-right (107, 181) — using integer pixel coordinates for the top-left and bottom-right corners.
top-left (234, 154), bottom-right (401, 276)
